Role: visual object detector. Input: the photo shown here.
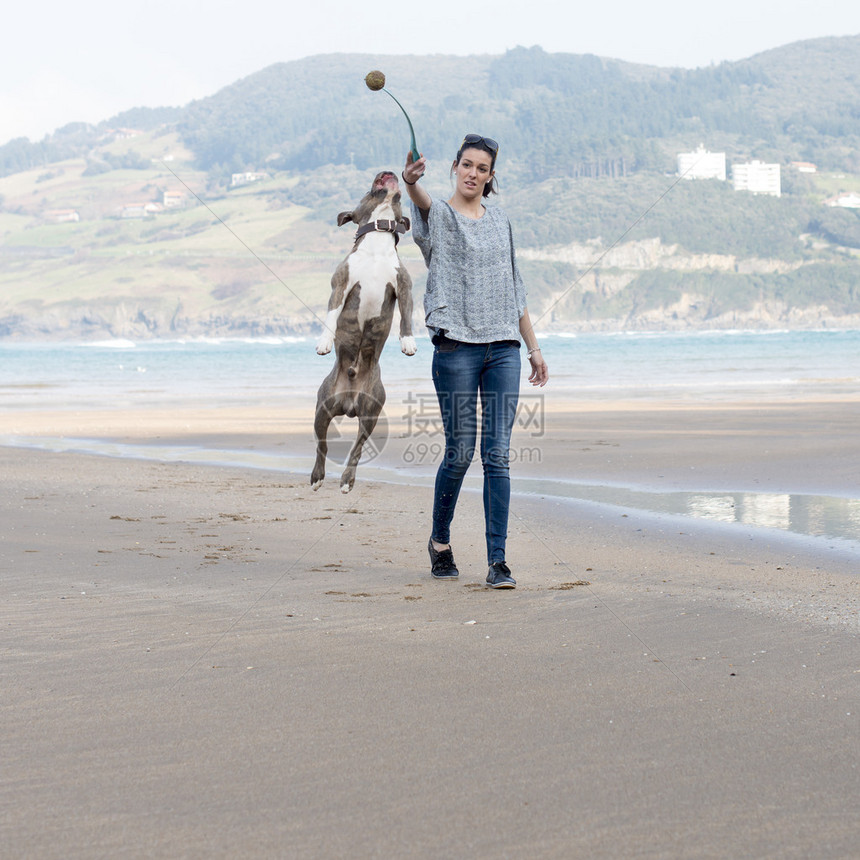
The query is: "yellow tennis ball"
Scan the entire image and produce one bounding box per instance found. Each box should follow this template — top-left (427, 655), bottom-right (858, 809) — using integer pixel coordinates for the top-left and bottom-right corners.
top-left (365, 70), bottom-right (386, 91)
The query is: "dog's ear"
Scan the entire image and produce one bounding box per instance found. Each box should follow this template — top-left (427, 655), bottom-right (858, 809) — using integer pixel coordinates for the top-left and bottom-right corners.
top-left (337, 212), bottom-right (354, 227)
top-left (399, 216), bottom-right (411, 232)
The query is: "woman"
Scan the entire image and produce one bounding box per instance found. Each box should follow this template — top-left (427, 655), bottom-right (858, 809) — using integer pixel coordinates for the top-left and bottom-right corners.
top-left (402, 134), bottom-right (549, 589)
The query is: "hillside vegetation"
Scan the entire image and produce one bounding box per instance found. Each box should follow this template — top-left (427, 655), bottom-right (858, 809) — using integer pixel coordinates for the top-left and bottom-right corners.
top-left (1, 39), bottom-right (859, 339)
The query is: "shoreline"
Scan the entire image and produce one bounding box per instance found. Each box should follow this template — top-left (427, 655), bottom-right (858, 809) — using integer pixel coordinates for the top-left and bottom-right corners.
top-left (2, 395), bottom-right (858, 600)
top-left (2, 396), bottom-right (860, 560)
top-left (3, 442), bottom-right (858, 629)
top-left (3, 394), bottom-right (859, 486)
top-left (3, 433), bottom-right (860, 563)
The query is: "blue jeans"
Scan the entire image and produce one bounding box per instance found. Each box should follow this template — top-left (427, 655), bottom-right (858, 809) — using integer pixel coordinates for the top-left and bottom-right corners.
top-left (431, 338), bottom-right (521, 564)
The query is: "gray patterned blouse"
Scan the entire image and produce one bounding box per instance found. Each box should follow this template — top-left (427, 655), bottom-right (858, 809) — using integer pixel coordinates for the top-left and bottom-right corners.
top-left (411, 199), bottom-right (527, 344)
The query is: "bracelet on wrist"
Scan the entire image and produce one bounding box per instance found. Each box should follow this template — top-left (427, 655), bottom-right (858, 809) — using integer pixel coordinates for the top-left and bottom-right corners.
top-left (527, 347), bottom-right (541, 359)
top-left (401, 171), bottom-right (417, 186)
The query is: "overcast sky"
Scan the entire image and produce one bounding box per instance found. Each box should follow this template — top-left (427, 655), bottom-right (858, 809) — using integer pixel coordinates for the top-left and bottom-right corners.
top-left (4, 0), bottom-right (859, 145)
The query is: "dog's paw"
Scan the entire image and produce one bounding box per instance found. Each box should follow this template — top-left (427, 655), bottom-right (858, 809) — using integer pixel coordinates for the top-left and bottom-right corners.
top-left (311, 478), bottom-right (324, 491)
top-left (400, 335), bottom-right (417, 355)
top-left (315, 334), bottom-right (333, 355)
top-left (340, 467), bottom-right (355, 492)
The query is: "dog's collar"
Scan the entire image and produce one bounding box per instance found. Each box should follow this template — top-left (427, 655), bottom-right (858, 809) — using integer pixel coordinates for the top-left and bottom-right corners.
top-left (354, 219), bottom-right (408, 244)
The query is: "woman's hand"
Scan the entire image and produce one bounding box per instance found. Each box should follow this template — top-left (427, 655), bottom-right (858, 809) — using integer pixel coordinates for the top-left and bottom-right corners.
top-left (527, 351), bottom-right (549, 387)
top-left (402, 151), bottom-right (426, 186)
top-left (518, 310), bottom-right (547, 387)
top-left (403, 151), bottom-right (431, 211)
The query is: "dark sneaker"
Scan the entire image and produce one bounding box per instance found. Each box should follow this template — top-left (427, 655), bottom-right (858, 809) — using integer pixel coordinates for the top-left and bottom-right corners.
top-left (486, 562), bottom-right (516, 589)
top-left (428, 539), bottom-right (459, 579)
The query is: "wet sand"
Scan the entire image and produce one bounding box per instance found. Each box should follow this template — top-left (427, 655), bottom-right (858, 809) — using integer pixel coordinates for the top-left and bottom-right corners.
top-left (2, 399), bottom-right (859, 858)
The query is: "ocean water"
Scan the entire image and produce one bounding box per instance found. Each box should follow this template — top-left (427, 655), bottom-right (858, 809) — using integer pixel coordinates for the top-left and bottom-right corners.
top-left (1, 328), bottom-right (858, 411)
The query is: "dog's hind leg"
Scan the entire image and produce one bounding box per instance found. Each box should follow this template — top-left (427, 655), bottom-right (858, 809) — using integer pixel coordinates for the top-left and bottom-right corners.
top-left (339, 383), bottom-right (385, 493)
top-left (311, 401), bottom-right (336, 490)
top-left (339, 410), bottom-right (379, 493)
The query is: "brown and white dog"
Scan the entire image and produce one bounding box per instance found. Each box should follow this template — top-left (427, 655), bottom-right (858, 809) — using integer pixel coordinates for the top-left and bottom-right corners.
top-left (311, 171), bottom-right (416, 493)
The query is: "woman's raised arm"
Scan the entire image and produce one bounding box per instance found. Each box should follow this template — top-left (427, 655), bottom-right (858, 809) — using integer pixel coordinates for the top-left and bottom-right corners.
top-left (402, 151), bottom-right (431, 215)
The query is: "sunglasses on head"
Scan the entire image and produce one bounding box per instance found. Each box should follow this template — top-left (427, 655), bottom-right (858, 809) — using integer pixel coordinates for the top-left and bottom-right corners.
top-left (461, 134), bottom-right (499, 156)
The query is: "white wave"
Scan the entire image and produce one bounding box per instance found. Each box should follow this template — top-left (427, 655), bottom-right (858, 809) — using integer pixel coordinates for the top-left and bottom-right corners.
top-left (83, 339), bottom-right (137, 349)
top-left (142, 336), bottom-right (314, 346)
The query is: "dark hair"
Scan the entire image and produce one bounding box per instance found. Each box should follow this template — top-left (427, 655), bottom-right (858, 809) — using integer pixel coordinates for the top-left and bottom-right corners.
top-left (452, 138), bottom-right (499, 198)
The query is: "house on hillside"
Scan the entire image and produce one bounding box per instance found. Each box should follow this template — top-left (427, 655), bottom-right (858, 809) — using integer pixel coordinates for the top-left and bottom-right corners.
top-left (732, 160), bottom-right (781, 197)
top-left (790, 161), bottom-right (817, 174)
top-left (677, 145), bottom-right (726, 181)
top-left (230, 172), bottom-right (268, 187)
top-left (162, 190), bottom-right (184, 208)
top-left (119, 202), bottom-right (162, 219)
top-left (825, 192), bottom-right (860, 209)
top-left (44, 209), bottom-right (80, 223)
top-left (98, 127), bottom-right (143, 143)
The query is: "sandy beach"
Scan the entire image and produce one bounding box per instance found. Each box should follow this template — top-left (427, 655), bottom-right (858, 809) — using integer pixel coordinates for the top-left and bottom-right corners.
top-left (2, 397), bottom-right (859, 858)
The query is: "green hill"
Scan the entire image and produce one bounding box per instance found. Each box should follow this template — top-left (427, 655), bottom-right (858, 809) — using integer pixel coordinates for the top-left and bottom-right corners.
top-left (1, 39), bottom-right (859, 339)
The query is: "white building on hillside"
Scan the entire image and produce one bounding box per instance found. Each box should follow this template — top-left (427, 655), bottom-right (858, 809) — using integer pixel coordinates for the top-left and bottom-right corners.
top-left (825, 192), bottom-right (860, 209)
top-left (231, 172), bottom-right (268, 187)
top-left (732, 160), bottom-right (781, 197)
top-left (44, 209), bottom-right (80, 223)
top-left (678, 145), bottom-right (726, 181)
top-left (119, 202), bottom-right (162, 219)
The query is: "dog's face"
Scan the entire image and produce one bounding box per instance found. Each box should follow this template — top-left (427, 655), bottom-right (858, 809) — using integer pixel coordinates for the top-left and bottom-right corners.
top-left (371, 171), bottom-right (399, 194)
top-left (337, 171), bottom-right (409, 231)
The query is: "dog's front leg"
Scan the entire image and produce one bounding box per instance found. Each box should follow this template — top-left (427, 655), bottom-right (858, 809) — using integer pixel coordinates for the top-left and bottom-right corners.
top-left (316, 261), bottom-right (351, 355)
top-left (395, 267), bottom-right (416, 355)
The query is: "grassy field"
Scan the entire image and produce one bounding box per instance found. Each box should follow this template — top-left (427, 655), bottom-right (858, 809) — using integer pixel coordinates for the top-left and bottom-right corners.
top-left (0, 130), bottom-right (348, 334)
top-left (811, 171), bottom-right (860, 199)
